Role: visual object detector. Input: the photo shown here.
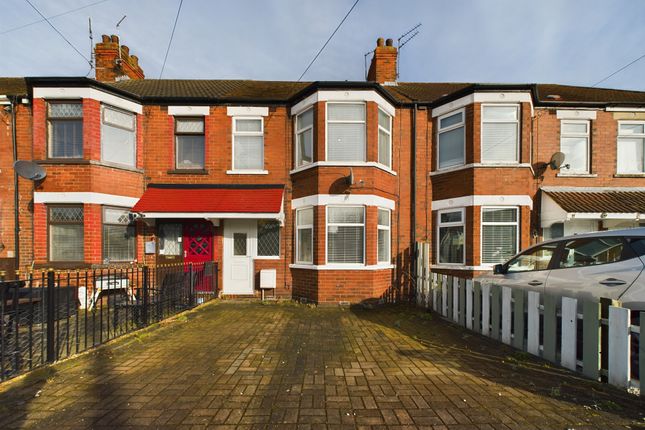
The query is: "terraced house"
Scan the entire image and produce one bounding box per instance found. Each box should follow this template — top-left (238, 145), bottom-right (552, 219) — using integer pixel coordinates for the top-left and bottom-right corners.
top-left (1, 35), bottom-right (645, 304)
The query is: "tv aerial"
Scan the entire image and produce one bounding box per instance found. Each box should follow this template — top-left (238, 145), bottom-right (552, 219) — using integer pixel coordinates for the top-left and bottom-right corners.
top-left (14, 160), bottom-right (47, 182)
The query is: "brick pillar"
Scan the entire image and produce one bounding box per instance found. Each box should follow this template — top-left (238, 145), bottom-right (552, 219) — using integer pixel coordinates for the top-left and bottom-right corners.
top-left (94, 34), bottom-right (145, 83)
top-left (33, 203), bottom-right (47, 264)
top-left (367, 38), bottom-right (398, 84)
top-left (84, 204), bottom-right (102, 264)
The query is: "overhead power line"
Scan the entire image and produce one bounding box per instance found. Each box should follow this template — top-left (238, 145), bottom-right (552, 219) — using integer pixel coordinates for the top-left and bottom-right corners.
top-left (297, 0), bottom-right (360, 81)
top-left (159, 0), bottom-right (184, 78)
top-left (23, 0), bottom-right (91, 65)
top-left (592, 51), bottom-right (645, 87)
top-left (2, 0), bottom-right (111, 36)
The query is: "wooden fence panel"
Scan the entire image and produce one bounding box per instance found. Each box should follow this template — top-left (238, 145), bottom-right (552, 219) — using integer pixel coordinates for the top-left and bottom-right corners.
top-left (458, 278), bottom-right (466, 326)
top-left (423, 243), bottom-right (430, 308)
top-left (474, 281), bottom-right (482, 333)
top-left (512, 289), bottom-right (525, 350)
top-left (501, 287), bottom-right (512, 345)
top-left (441, 275), bottom-right (448, 317)
top-left (608, 306), bottom-right (630, 388)
top-left (490, 285), bottom-right (501, 341)
top-left (446, 276), bottom-right (453, 320)
top-left (582, 300), bottom-right (600, 380)
top-left (641, 312), bottom-right (645, 388)
top-left (481, 283), bottom-right (490, 336)
top-left (452, 277), bottom-right (459, 323)
top-left (561, 297), bottom-right (578, 371)
top-left (432, 273), bottom-right (439, 312)
top-left (466, 280), bottom-right (473, 330)
top-left (527, 291), bottom-right (540, 356)
top-left (543, 294), bottom-right (558, 362)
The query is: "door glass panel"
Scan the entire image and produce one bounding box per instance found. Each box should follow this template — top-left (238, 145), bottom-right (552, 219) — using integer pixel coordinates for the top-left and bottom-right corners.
top-left (159, 223), bottom-right (182, 256)
top-left (233, 233), bottom-right (247, 256)
top-left (558, 238), bottom-right (624, 268)
top-left (506, 243), bottom-right (558, 273)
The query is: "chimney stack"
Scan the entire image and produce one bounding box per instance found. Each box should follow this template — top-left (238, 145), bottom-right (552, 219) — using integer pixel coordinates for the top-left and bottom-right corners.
top-left (367, 37), bottom-right (397, 84)
top-left (94, 34), bottom-right (145, 82)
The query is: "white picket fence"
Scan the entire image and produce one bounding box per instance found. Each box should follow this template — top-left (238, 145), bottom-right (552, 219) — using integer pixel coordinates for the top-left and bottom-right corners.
top-left (414, 243), bottom-right (642, 393)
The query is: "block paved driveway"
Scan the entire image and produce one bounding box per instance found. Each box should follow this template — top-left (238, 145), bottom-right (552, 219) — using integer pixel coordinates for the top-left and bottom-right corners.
top-left (0, 301), bottom-right (643, 429)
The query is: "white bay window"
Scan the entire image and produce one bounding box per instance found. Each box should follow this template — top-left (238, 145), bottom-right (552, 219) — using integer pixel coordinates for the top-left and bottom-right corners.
top-left (296, 208), bottom-right (313, 264)
top-left (378, 108), bottom-right (392, 168)
top-left (101, 105), bottom-right (136, 167)
top-left (295, 108), bottom-right (314, 167)
top-left (377, 208), bottom-right (391, 263)
top-left (481, 207), bottom-right (518, 265)
top-left (481, 104), bottom-right (519, 163)
top-left (438, 209), bottom-right (464, 265)
top-left (437, 109), bottom-right (465, 169)
top-left (326, 103), bottom-right (366, 162)
top-left (327, 206), bottom-right (364, 264)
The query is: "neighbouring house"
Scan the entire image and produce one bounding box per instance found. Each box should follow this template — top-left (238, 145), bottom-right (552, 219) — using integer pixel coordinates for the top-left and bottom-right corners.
top-left (1, 35), bottom-right (645, 303)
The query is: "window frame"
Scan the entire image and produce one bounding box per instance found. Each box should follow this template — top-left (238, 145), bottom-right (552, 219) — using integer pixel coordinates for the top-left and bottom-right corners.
top-left (294, 107), bottom-right (314, 168)
top-left (325, 101), bottom-right (367, 162)
top-left (480, 206), bottom-right (519, 266)
top-left (377, 208), bottom-right (391, 264)
top-left (616, 120), bottom-right (645, 174)
top-left (377, 107), bottom-right (392, 169)
top-left (325, 205), bottom-right (366, 265)
top-left (231, 116), bottom-right (265, 172)
top-left (174, 116), bottom-right (205, 170)
top-left (101, 206), bottom-right (136, 263)
top-left (100, 104), bottom-right (137, 167)
top-left (295, 207), bottom-right (314, 264)
top-left (559, 119), bottom-right (590, 174)
top-left (480, 103), bottom-right (520, 164)
top-left (437, 108), bottom-right (466, 170)
top-left (437, 208), bottom-right (465, 265)
top-left (46, 100), bottom-right (84, 159)
top-left (256, 219), bottom-right (281, 259)
top-left (48, 204), bottom-right (84, 263)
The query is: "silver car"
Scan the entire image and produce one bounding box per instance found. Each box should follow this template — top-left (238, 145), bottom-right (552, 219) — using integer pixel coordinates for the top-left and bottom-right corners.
top-left (482, 228), bottom-right (645, 312)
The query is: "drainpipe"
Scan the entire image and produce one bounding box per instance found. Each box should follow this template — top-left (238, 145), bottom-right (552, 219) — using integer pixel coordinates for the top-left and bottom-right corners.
top-left (411, 104), bottom-right (417, 291)
top-left (10, 96), bottom-right (19, 273)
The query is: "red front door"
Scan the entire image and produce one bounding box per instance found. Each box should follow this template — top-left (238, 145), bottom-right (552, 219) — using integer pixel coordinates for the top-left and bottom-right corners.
top-left (183, 221), bottom-right (214, 264)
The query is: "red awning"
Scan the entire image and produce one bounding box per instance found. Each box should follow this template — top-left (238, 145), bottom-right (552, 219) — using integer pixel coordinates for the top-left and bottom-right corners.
top-left (133, 184), bottom-right (284, 216)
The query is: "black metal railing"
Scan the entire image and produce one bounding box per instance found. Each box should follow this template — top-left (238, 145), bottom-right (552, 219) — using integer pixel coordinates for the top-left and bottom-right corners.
top-left (0, 262), bottom-right (218, 381)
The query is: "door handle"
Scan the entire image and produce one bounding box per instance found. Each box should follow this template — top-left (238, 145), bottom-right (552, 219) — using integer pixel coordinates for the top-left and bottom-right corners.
top-left (599, 278), bottom-right (626, 286)
top-left (527, 280), bottom-right (543, 286)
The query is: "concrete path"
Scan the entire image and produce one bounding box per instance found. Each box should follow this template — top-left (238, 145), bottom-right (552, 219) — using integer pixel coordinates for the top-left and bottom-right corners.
top-left (0, 301), bottom-right (643, 429)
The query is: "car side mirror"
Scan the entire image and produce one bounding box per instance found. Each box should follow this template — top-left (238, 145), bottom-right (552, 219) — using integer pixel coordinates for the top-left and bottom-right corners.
top-left (493, 264), bottom-right (505, 275)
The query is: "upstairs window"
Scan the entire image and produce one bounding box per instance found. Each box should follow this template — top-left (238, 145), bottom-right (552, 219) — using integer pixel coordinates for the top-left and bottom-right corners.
top-left (175, 118), bottom-right (205, 169)
top-left (102, 207), bottom-right (135, 263)
top-left (326, 103), bottom-right (366, 162)
top-left (481, 207), bottom-right (518, 265)
top-left (438, 209), bottom-right (464, 264)
top-left (437, 109), bottom-right (465, 169)
top-left (233, 118), bottom-right (264, 171)
top-left (560, 120), bottom-right (589, 174)
top-left (617, 122), bottom-right (645, 174)
top-left (49, 206), bottom-right (84, 262)
top-left (327, 206), bottom-right (364, 264)
top-left (48, 102), bottom-right (83, 158)
top-left (295, 108), bottom-right (314, 167)
top-left (481, 105), bottom-right (519, 163)
top-left (101, 105), bottom-right (136, 167)
top-left (378, 108), bottom-right (392, 168)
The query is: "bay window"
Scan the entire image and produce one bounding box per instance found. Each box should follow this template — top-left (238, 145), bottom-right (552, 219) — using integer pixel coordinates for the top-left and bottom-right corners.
top-left (438, 209), bottom-right (464, 264)
top-left (233, 117), bottom-right (264, 171)
top-left (378, 108), bottom-right (392, 168)
top-left (481, 207), bottom-right (518, 265)
top-left (295, 108), bottom-right (314, 167)
top-left (102, 207), bottom-right (135, 262)
top-left (296, 208), bottom-right (313, 264)
top-left (617, 121), bottom-right (645, 174)
top-left (175, 117), bottom-right (205, 169)
top-left (481, 104), bottom-right (519, 163)
top-left (48, 102), bottom-right (83, 158)
top-left (326, 103), bottom-right (366, 162)
top-left (49, 206), bottom-right (84, 262)
top-left (437, 109), bottom-right (465, 169)
top-left (377, 208), bottom-right (391, 263)
top-left (101, 105), bottom-right (136, 167)
top-left (327, 206), bottom-right (364, 264)
top-left (560, 120), bottom-right (589, 173)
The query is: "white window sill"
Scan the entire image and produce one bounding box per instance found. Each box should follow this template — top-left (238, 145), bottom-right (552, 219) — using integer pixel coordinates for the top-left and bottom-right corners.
top-left (93, 160), bottom-right (142, 173)
top-left (614, 173), bottom-right (645, 178)
top-left (290, 161), bottom-right (397, 176)
top-left (557, 173), bottom-right (597, 178)
top-left (255, 256), bottom-right (280, 260)
top-left (289, 263), bottom-right (395, 271)
top-left (226, 169), bottom-right (269, 175)
top-left (430, 163), bottom-right (531, 176)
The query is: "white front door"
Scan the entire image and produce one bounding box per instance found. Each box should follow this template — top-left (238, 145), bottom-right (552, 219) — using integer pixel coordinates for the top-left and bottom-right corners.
top-left (223, 219), bottom-right (255, 295)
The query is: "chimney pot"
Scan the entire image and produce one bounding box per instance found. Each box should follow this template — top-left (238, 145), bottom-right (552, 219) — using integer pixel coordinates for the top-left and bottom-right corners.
top-left (111, 34), bottom-right (119, 43)
top-left (386, 38), bottom-right (393, 47)
top-left (377, 37), bottom-right (384, 47)
top-left (101, 34), bottom-right (110, 43)
top-left (121, 45), bottom-right (129, 56)
top-left (131, 55), bottom-right (138, 66)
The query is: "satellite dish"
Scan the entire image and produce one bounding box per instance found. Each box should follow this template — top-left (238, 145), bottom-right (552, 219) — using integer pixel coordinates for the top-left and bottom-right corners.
top-left (14, 160), bottom-right (46, 181)
top-left (549, 152), bottom-right (566, 170)
top-left (345, 168), bottom-right (354, 186)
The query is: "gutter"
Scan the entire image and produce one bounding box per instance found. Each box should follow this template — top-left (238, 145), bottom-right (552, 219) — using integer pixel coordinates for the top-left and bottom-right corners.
top-left (10, 96), bottom-right (19, 272)
top-left (411, 103), bottom-right (417, 290)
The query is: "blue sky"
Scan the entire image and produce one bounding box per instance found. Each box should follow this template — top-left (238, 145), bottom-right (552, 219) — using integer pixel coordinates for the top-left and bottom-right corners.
top-left (1, 0), bottom-right (644, 91)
